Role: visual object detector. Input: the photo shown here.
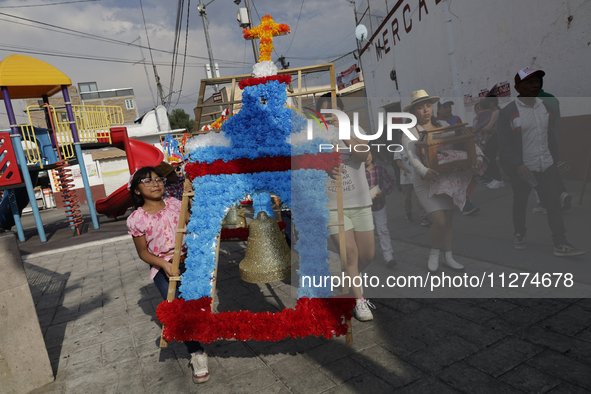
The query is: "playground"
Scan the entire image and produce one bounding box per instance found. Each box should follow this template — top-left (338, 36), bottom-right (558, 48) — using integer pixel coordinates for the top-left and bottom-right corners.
top-left (0, 54), bottom-right (179, 243)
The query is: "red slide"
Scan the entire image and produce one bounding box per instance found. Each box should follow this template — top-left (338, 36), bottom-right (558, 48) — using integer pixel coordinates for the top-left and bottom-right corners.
top-left (95, 127), bottom-right (164, 218)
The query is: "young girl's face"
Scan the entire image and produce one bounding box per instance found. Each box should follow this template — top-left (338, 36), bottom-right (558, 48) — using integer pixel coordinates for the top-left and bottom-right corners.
top-left (412, 102), bottom-right (433, 125)
top-left (135, 171), bottom-right (166, 200)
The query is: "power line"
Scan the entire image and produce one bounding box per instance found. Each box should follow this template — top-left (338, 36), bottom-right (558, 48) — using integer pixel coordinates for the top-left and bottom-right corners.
top-left (0, 11), bottom-right (251, 66)
top-left (0, 0), bottom-right (101, 8)
top-left (288, 30), bottom-right (354, 59)
top-left (131, 36), bottom-right (157, 107)
top-left (174, 0), bottom-right (191, 106)
top-left (169, 0), bottom-right (185, 104)
top-left (0, 46), bottom-right (247, 68)
top-left (284, 0), bottom-right (305, 56)
top-left (138, 0), bottom-right (164, 106)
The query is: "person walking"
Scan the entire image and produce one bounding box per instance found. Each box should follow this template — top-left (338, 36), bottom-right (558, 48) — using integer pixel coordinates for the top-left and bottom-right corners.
top-left (497, 67), bottom-right (584, 256)
top-left (402, 90), bottom-right (484, 272)
top-left (365, 151), bottom-right (397, 269)
top-left (437, 98), bottom-right (480, 215)
top-left (394, 134), bottom-right (431, 226)
top-left (319, 94), bottom-right (376, 322)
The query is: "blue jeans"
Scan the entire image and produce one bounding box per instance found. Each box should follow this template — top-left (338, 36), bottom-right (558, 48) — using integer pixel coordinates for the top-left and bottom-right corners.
top-left (153, 268), bottom-right (204, 354)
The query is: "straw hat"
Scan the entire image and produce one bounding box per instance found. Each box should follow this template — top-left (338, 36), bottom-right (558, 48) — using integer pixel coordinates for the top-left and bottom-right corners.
top-left (403, 89), bottom-right (440, 112)
top-left (156, 161), bottom-right (178, 183)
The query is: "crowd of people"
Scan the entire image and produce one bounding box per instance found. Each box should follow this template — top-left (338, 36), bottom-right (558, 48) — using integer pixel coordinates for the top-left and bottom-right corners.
top-left (324, 65), bottom-right (586, 323)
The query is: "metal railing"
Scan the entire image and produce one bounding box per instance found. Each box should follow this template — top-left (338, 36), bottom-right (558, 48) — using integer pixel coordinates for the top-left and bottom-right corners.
top-left (19, 104), bottom-right (125, 165)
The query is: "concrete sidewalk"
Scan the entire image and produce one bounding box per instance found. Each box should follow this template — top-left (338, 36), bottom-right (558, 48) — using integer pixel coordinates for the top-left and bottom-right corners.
top-left (21, 233), bottom-right (591, 393)
top-left (12, 175), bottom-right (591, 393)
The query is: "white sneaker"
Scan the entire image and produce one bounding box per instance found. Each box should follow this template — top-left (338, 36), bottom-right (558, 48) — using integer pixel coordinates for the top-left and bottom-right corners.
top-left (532, 206), bottom-right (547, 214)
top-left (486, 180), bottom-right (505, 189)
top-left (428, 250), bottom-right (440, 272)
top-left (443, 252), bottom-right (465, 271)
top-left (352, 298), bottom-right (375, 322)
top-left (190, 351), bottom-right (210, 383)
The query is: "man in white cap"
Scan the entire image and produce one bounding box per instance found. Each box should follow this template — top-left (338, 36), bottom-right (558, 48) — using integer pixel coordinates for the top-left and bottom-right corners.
top-left (436, 98), bottom-right (463, 125)
top-left (497, 67), bottom-right (584, 256)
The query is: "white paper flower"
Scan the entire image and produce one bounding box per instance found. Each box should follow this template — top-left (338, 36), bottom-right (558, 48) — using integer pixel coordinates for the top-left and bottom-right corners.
top-left (252, 61), bottom-right (278, 78)
top-left (186, 130), bottom-right (231, 153)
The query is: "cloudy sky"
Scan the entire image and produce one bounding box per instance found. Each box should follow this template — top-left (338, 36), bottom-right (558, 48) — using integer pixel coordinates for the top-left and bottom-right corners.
top-left (0, 0), bottom-right (370, 128)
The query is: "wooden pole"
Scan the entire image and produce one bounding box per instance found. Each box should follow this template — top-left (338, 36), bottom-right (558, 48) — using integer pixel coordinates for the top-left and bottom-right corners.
top-left (194, 80), bottom-right (207, 133)
top-left (210, 235), bottom-right (221, 312)
top-left (297, 70), bottom-right (302, 114)
top-left (329, 64), bottom-right (338, 110)
top-left (160, 178), bottom-right (193, 348)
top-left (229, 78), bottom-right (237, 117)
top-left (335, 173), bottom-right (353, 345)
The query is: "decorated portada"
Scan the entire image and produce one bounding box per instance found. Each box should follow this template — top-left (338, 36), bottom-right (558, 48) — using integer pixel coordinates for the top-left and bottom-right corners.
top-left (156, 15), bottom-right (355, 343)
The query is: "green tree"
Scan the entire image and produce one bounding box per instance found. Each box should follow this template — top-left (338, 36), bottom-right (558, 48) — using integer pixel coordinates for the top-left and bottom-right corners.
top-left (168, 108), bottom-right (195, 132)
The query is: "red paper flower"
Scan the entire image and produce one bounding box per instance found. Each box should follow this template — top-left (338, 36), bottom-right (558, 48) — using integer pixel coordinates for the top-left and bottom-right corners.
top-left (185, 153), bottom-right (342, 180)
top-left (220, 222), bottom-right (286, 241)
top-left (156, 297), bottom-right (356, 343)
top-left (238, 75), bottom-right (292, 89)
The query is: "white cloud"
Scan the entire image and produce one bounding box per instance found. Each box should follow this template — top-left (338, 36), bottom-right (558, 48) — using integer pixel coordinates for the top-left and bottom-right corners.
top-left (0, 0), bottom-right (357, 129)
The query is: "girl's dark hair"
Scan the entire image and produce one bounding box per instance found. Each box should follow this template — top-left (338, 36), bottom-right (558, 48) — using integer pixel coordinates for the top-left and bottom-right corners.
top-left (130, 166), bottom-right (163, 209)
top-left (431, 116), bottom-right (442, 127)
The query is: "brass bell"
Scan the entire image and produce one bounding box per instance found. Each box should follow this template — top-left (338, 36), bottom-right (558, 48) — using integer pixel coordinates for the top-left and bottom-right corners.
top-left (239, 211), bottom-right (291, 284)
top-left (222, 204), bottom-right (247, 229)
top-left (237, 205), bottom-right (247, 228)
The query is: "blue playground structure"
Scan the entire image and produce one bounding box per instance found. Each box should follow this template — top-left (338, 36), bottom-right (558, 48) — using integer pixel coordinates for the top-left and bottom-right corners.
top-left (0, 54), bottom-right (103, 242)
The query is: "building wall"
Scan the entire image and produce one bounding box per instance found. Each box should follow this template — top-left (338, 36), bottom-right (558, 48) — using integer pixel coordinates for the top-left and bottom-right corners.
top-left (360, 0), bottom-right (591, 110)
top-left (22, 86), bottom-right (139, 129)
top-left (97, 157), bottom-right (131, 196)
top-left (23, 85), bottom-right (81, 129)
top-left (83, 96), bottom-right (138, 122)
top-left (358, 0), bottom-right (591, 179)
top-left (53, 185), bottom-right (106, 209)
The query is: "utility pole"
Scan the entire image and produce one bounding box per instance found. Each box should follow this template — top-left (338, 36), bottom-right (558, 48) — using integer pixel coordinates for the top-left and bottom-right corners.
top-left (243, 0), bottom-right (259, 62)
top-left (153, 65), bottom-right (166, 106)
top-left (197, 0), bottom-right (220, 93)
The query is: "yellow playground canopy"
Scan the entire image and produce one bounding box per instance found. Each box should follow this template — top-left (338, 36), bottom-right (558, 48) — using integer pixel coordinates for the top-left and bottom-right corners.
top-left (0, 54), bottom-right (71, 100)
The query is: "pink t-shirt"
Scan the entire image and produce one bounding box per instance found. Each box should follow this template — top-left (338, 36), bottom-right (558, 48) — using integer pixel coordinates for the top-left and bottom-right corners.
top-left (127, 197), bottom-right (184, 280)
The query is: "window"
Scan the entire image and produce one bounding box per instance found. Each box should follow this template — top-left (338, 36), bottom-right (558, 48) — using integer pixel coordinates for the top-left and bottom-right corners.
top-left (117, 89), bottom-right (134, 97)
top-left (60, 113), bottom-right (68, 122)
top-left (80, 92), bottom-right (99, 100)
top-left (125, 99), bottom-right (135, 110)
top-left (78, 82), bottom-right (98, 93)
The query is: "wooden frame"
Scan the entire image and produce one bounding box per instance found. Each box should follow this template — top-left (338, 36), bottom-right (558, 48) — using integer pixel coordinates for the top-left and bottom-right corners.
top-left (161, 63), bottom-right (353, 346)
top-left (193, 63), bottom-right (338, 132)
top-left (415, 123), bottom-right (477, 173)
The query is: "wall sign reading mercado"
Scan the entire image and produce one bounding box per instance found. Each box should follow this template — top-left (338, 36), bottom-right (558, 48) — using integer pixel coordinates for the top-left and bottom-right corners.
top-left (360, 0), bottom-right (444, 61)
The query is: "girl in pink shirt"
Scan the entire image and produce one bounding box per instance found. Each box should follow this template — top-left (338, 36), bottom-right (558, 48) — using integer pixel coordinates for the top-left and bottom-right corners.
top-left (126, 166), bottom-right (210, 384)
